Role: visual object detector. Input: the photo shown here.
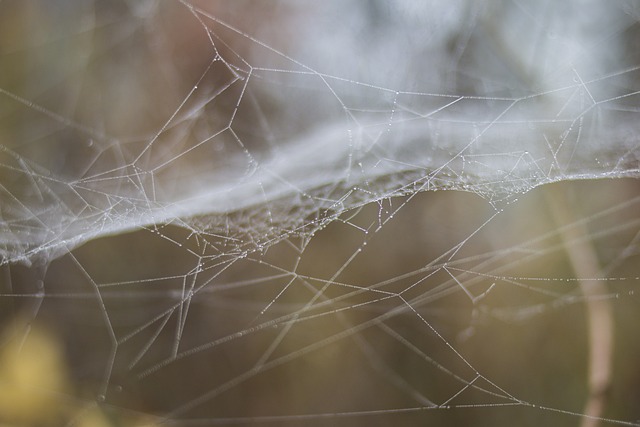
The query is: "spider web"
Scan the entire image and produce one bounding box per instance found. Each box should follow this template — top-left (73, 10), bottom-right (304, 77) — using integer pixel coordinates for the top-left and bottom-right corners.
top-left (1, 1), bottom-right (640, 426)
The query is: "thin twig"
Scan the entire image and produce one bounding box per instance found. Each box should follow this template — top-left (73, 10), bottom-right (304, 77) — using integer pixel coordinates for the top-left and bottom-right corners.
top-left (546, 184), bottom-right (613, 427)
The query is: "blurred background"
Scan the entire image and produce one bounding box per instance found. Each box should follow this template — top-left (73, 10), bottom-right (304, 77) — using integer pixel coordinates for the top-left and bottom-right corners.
top-left (1, 1), bottom-right (640, 426)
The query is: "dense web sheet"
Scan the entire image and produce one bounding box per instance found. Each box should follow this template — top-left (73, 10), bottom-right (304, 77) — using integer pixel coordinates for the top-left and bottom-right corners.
top-left (1, 1), bottom-right (640, 426)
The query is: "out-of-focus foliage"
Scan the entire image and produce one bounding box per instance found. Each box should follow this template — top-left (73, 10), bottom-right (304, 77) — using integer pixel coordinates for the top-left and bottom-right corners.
top-left (0, 321), bottom-right (69, 425)
top-left (0, 321), bottom-right (158, 427)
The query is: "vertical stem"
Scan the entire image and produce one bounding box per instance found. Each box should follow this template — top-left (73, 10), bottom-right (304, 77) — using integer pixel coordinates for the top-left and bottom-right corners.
top-left (546, 184), bottom-right (613, 427)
